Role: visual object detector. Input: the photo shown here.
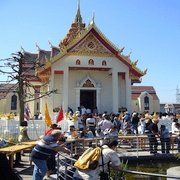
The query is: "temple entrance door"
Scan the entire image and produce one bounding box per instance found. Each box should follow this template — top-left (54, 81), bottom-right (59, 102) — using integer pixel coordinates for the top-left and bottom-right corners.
top-left (80, 90), bottom-right (96, 111)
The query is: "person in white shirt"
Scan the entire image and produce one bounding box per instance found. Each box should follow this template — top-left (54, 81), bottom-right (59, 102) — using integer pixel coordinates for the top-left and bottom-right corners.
top-left (171, 118), bottom-right (179, 134)
top-left (174, 123), bottom-right (180, 152)
top-left (86, 108), bottom-right (91, 114)
top-left (72, 140), bottom-right (122, 180)
top-left (86, 114), bottom-right (96, 137)
top-left (76, 112), bottom-right (84, 131)
top-left (81, 105), bottom-right (87, 115)
top-left (98, 115), bottom-right (112, 132)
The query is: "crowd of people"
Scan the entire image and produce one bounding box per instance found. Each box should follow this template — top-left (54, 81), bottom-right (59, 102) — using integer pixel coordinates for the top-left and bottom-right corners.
top-left (30, 121), bottom-right (122, 180)
top-left (66, 106), bottom-right (180, 155)
top-left (1, 105), bottom-right (180, 180)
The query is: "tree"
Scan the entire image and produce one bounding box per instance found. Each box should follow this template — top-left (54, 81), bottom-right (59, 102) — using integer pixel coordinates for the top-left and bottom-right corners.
top-left (0, 51), bottom-right (57, 125)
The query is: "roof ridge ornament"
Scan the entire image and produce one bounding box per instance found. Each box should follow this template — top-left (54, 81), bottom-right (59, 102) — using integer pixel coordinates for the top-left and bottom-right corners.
top-left (35, 42), bottom-right (40, 51)
top-left (132, 59), bottom-right (138, 67)
top-left (20, 45), bottom-right (25, 53)
top-left (48, 39), bottom-right (53, 48)
top-left (127, 48), bottom-right (132, 59)
top-left (143, 68), bottom-right (148, 75)
top-left (119, 46), bottom-right (125, 54)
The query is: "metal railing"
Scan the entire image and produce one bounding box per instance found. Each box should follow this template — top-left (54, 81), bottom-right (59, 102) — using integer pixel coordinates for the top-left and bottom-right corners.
top-left (56, 150), bottom-right (180, 180)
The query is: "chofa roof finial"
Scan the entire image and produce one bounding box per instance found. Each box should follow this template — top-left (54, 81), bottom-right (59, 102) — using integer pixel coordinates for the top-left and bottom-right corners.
top-left (35, 42), bottom-right (40, 51)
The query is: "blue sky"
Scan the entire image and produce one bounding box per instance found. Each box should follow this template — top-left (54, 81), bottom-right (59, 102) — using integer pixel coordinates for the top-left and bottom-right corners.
top-left (0, 0), bottom-right (180, 103)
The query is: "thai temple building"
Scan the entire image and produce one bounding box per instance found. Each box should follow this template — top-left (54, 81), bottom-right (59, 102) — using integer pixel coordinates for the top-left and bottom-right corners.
top-left (1, 1), bottom-right (166, 118)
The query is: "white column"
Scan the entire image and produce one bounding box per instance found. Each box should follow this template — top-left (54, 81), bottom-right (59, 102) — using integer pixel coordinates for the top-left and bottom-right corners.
top-left (125, 72), bottom-right (132, 113)
top-left (96, 89), bottom-right (101, 113)
top-left (63, 67), bottom-right (69, 112)
top-left (76, 89), bottom-right (80, 110)
top-left (112, 68), bottom-right (119, 113)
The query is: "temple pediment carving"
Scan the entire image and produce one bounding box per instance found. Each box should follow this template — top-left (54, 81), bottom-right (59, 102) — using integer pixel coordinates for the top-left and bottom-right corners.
top-left (71, 33), bottom-right (113, 55)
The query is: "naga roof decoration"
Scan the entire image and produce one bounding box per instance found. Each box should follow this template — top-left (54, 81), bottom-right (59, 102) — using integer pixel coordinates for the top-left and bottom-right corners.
top-left (33, 1), bottom-right (147, 83)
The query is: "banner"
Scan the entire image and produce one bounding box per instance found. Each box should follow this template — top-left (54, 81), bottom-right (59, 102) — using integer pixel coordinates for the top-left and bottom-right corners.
top-left (45, 103), bottom-right (52, 127)
top-left (56, 106), bottom-right (64, 123)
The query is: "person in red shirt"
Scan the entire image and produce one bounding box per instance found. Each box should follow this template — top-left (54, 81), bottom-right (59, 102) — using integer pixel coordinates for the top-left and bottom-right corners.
top-left (44, 124), bottom-right (58, 136)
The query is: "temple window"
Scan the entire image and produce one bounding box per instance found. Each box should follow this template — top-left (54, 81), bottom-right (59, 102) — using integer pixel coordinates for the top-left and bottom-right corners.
top-left (76, 59), bottom-right (81, 65)
top-left (102, 60), bottom-right (107, 66)
top-left (89, 59), bottom-right (94, 65)
top-left (11, 94), bottom-right (17, 110)
top-left (36, 102), bottom-right (39, 111)
top-left (144, 94), bottom-right (149, 110)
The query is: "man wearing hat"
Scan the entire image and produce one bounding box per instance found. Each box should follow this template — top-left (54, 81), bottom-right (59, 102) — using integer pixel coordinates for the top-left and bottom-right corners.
top-left (147, 114), bottom-right (160, 155)
top-left (159, 125), bottom-right (170, 154)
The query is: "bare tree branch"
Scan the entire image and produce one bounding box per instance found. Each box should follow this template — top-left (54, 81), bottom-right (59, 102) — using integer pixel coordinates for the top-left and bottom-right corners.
top-left (0, 51), bottom-right (57, 125)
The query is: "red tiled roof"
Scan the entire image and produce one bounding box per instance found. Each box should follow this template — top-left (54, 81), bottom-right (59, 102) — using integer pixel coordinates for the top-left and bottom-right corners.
top-left (131, 86), bottom-right (159, 100)
top-left (132, 86), bottom-right (155, 91)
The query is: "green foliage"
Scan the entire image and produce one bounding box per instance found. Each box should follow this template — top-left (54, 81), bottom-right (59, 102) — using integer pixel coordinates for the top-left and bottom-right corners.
top-left (175, 152), bottom-right (180, 159)
top-left (7, 139), bottom-right (18, 147)
top-left (108, 159), bottom-right (128, 180)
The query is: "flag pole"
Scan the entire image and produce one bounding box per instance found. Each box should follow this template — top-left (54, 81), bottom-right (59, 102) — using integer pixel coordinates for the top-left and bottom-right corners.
top-left (29, 111), bottom-right (39, 140)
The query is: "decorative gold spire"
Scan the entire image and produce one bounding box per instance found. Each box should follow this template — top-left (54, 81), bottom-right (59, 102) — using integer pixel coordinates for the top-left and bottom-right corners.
top-left (91, 10), bottom-right (95, 25)
top-left (74, 0), bottom-right (82, 23)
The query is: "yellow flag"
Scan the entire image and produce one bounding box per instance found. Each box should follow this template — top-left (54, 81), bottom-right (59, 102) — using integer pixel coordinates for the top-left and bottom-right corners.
top-left (45, 103), bottom-right (52, 127)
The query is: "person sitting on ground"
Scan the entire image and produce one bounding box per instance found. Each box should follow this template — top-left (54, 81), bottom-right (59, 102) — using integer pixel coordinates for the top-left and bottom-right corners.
top-left (72, 139), bottom-right (122, 180)
top-left (30, 130), bottom-right (71, 180)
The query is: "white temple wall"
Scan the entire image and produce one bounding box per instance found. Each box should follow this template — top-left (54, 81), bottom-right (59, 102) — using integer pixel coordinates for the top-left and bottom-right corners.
top-left (0, 99), bottom-right (7, 113)
top-left (67, 70), bottom-right (114, 113)
top-left (153, 100), bottom-right (160, 114)
top-left (51, 55), bottom-right (132, 114)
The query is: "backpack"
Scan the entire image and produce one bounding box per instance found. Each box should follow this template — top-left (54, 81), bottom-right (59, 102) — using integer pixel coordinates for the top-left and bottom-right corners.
top-left (74, 147), bottom-right (101, 170)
